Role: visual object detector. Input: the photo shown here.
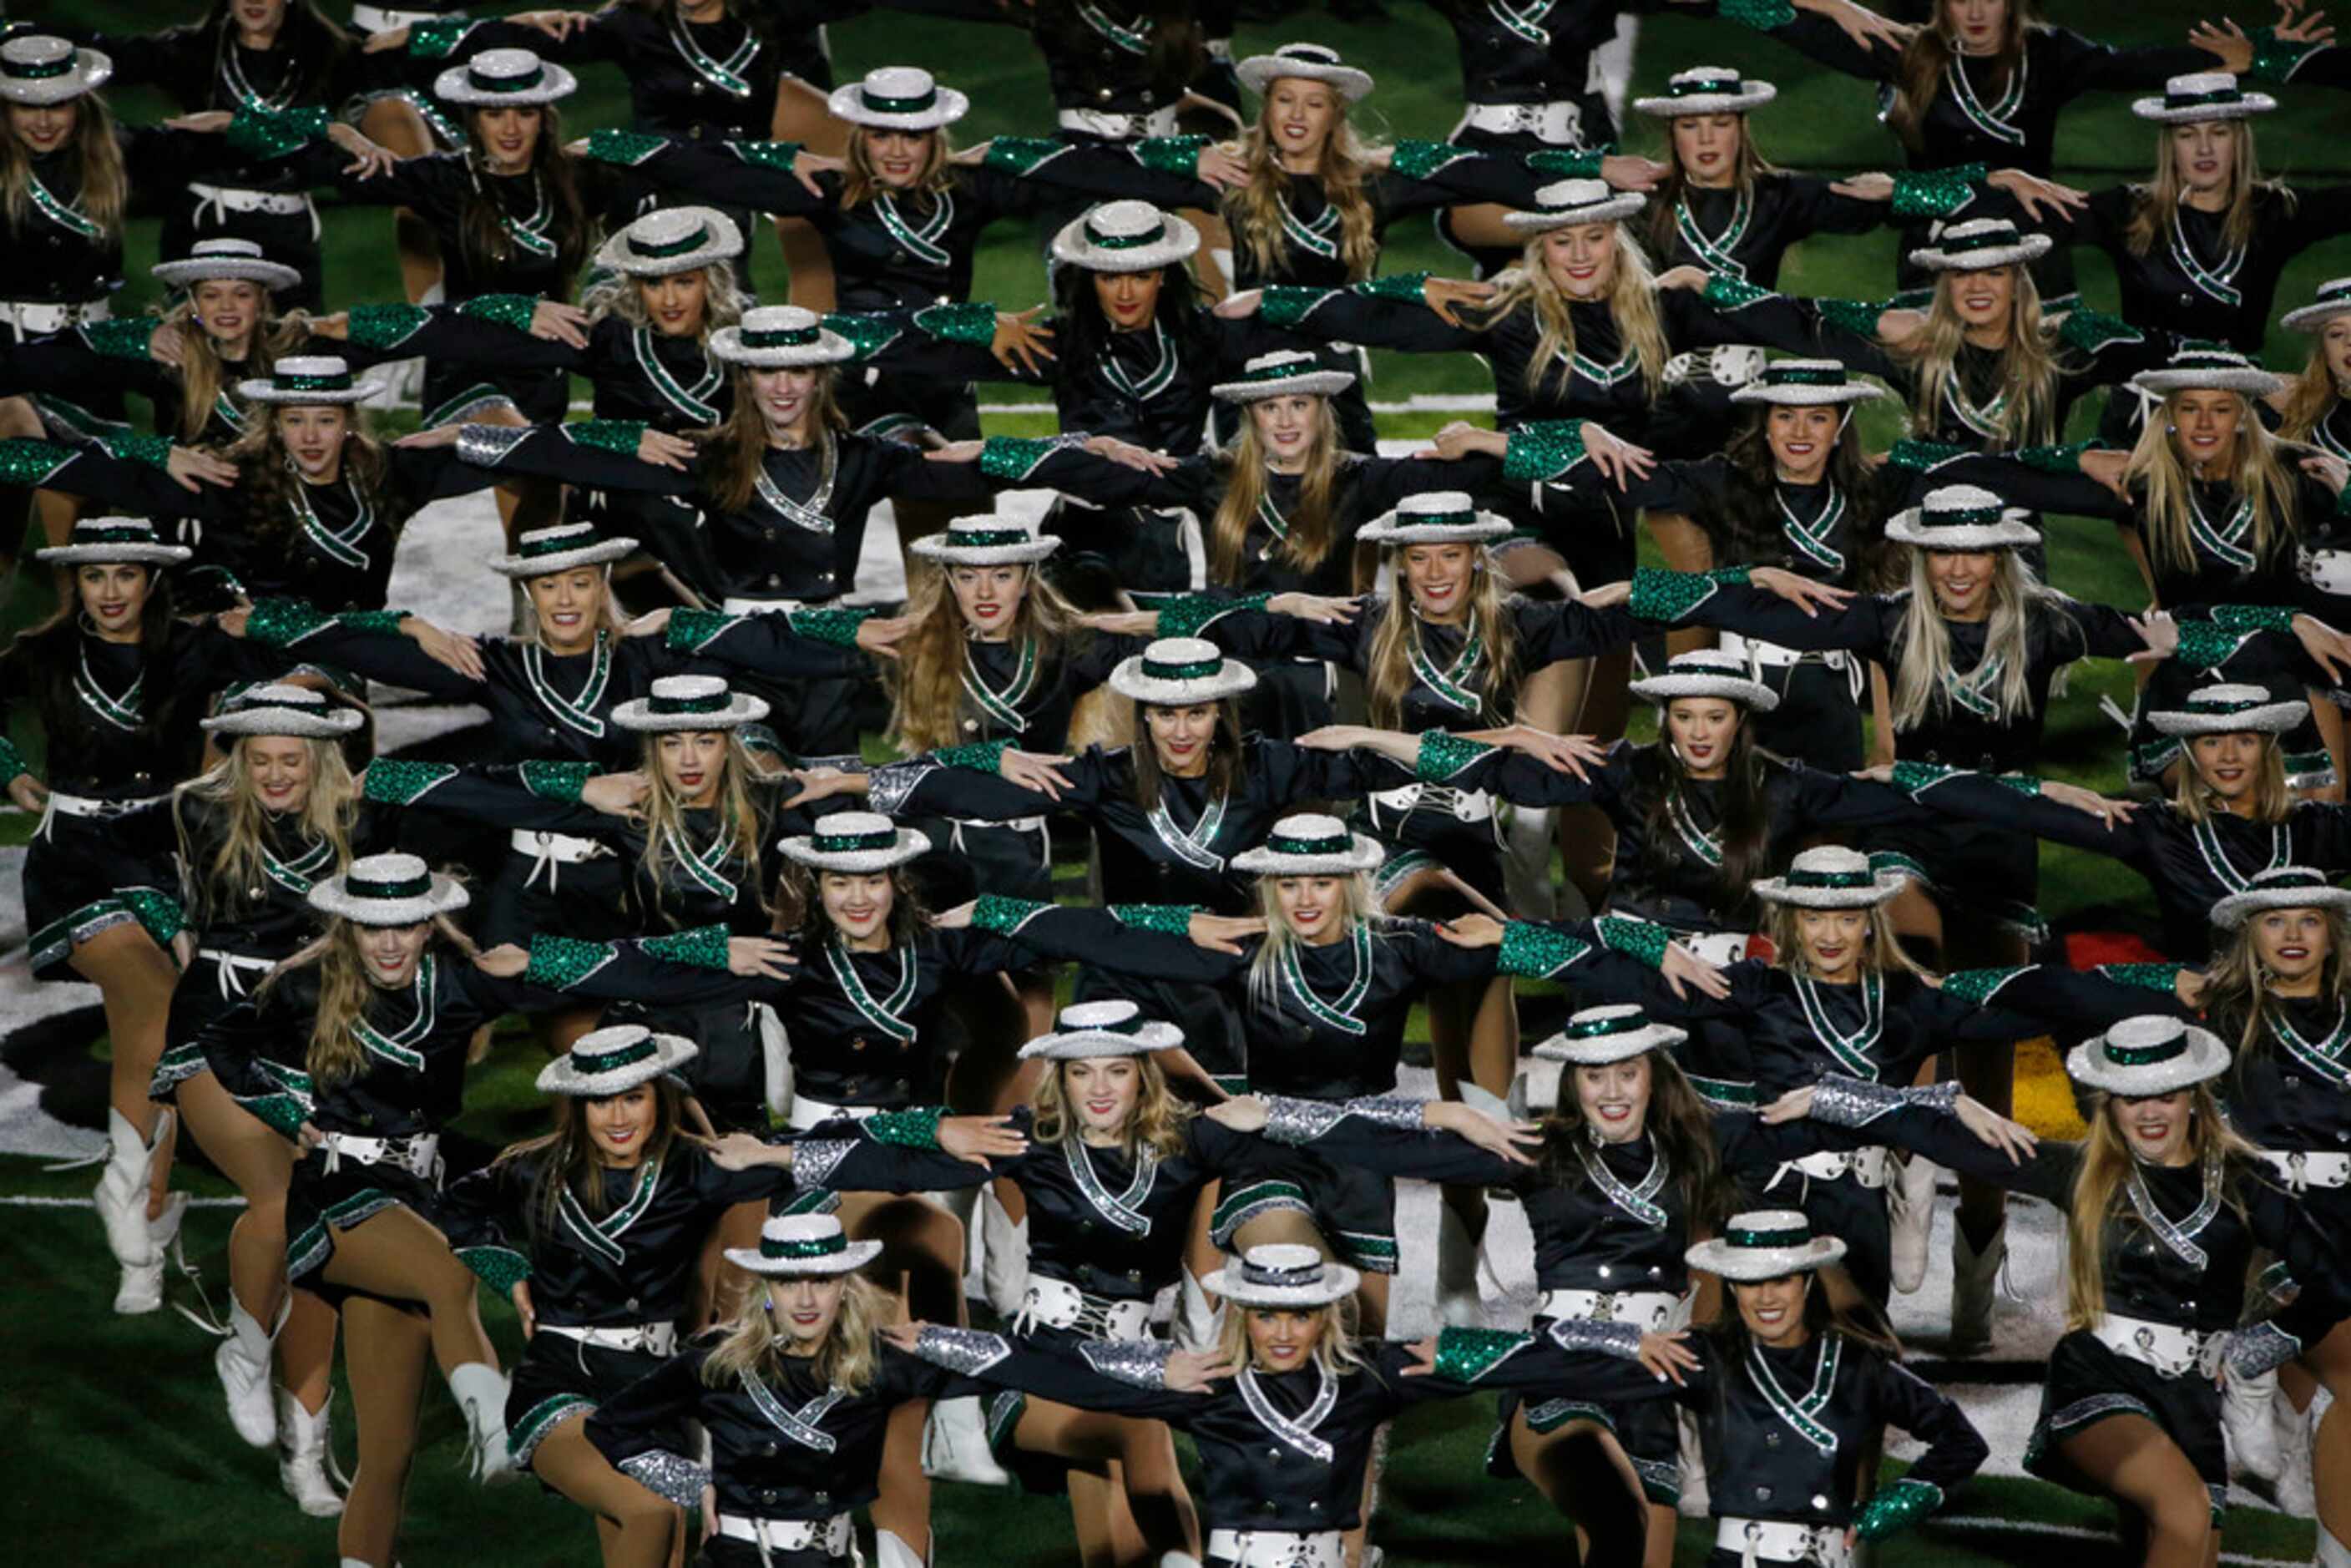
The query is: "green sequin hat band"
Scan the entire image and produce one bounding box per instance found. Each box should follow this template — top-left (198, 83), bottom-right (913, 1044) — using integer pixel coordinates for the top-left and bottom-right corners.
top-left (537, 1024), bottom-right (700, 1095)
top-left (1685, 1208), bottom-right (1846, 1278)
top-left (308, 852), bottom-right (470, 924)
top-left (1633, 65), bottom-right (1776, 117)
top-left (1050, 200), bottom-right (1201, 273)
top-left (1534, 1002), bottom-right (1688, 1065)
top-left (2209, 866), bottom-right (2351, 928)
top-left (1019, 999), bottom-right (1187, 1059)
top-left (726, 1214), bottom-right (883, 1275)
top-left (638, 225), bottom-right (711, 257)
top-left (1909, 218), bottom-right (2053, 271)
top-left (1753, 848), bottom-right (1896, 907)
top-left (779, 811), bottom-right (931, 870)
top-left (0, 38), bottom-right (109, 104)
top-left (1109, 636), bottom-right (1258, 704)
top-left (2147, 681), bottom-right (2308, 736)
top-left (1211, 351), bottom-right (1358, 402)
top-left (2134, 69), bottom-right (2274, 122)
top-left (1728, 357), bottom-right (1883, 406)
top-left (1884, 483), bottom-right (2040, 550)
top-left (1235, 43), bottom-right (1375, 101)
top-left (490, 523), bottom-right (640, 576)
top-left (2067, 1015), bottom-right (2229, 1096)
top-left (1627, 651), bottom-right (1779, 711)
top-left (1231, 813), bottom-right (1384, 874)
top-left (596, 205), bottom-right (745, 277)
top-left (239, 355), bottom-right (384, 405)
top-left (2131, 344), bottom-right (2286, 397)
top-left (203, 681), bottom-right (365, 737)
top-left (152, 239), bottom-right (301, 292)
top-left (712, 306), bottom-right (854, 367)
top-left (433, 47), bottom-right (579, 107)
top-left (610, 675), bottom-right (771, 731)
top-left (1203, 1242), bottom-right (1362, 1306)
top-left (829, 66), bottom-right (970, 129)
top-left (2282, 276), bottom-right (2351, 332)
top-left (35, 516), bottom-right (193, 565)
top-left (908, 517), bottom-right (1060, 564)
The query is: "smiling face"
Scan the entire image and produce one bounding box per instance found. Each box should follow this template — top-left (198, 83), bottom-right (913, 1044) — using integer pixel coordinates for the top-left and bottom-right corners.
top-left (654, 730), bottom-right (727, 807)
top-left (2188, 729), bottom-right (2264, 802)
top-left (76, 562), bottom-right (149, 640)
top-left (276, 403), bottom-right (350, 481)
top-left (1924, 547), bottom-right (1998, 621)
top-left (1399, 541), bottom-right (1479, 624)
top-left (1941, 0), bottom-right (2008, 53)
top-left (1262, 78), bottom-right (1340, 164)
top-left (2110, 1088), bottom-right (2193, 1165)
top-left (1665, 696), bottom-right (1741, 777)
top-left (1945, 263), bottom-right (2017, 334)
top-left (748, 365), bottom-right (819, 437)
top-left (1062, 1055), bottom-right (1142, 1139)
top-left (231, 0), bottom-right (286, 38)
top-left (527, 567), bottom-right (604, 654)
top-left (355, 919), bottom-right (432, 989)
top-left (767, 1275), bottom-right (847, 1348)
top-left (1540, 222), bottom-right (1619, 300)
top-left (1671, 112), bottom-right (1743, 187)
top-left (584, 1082), bottom-right (658, 1165)
top-left (1732, 1273), bottom-right (1810, 1347)
top-left (2323, 318), bottom-right (2351, 385)
top-left (1765, 403), bottom-right (1838, 483)
top-left (1144, 701), bottom-right (1216, 776)
top-left (2250, 906), bottom-right (2331, 988)
top-left (1246, 1306), bottom-right (1324, 1372)
top-left (8, 100), bottom-right (77, 155)
top-left (860, 127), bottom-right (933, 189)
top-left (2169, 119), bottom-right (2235, 197)
top-left (638, 268), bottom-right (710, 338)
top-left (2169, 388), bottom-right (2243, 474)
top-left (1249, 392), bottom-right (1322, 471)
top-left (1094, 268), bottom-right (1163, 331)
top-left (192, 279), bottom-right (265, 349)
top-left (949, 563), bottom-right (1026, 637)
top-left (241, 733), bottom-right (316, 815)
top-left (473, 105), bottom-right (543, 173)
top-left (1574, 1055), bottom-right (1652, 1144)
top-left (1794, 906), bottom-right (1870, 981)
top-left (820, 868), bottom-right (895, 946)
top-left (1272, 874), bottom-right (1347, 944)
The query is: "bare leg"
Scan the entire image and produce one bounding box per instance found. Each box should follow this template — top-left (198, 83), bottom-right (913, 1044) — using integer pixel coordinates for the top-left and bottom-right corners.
top-left (71, 923), bottom-right (182, 1191)
top-left (1508, 1413), bottom-right (1658, 1567)
top-left (1014, 1397), bottom-right (1201, 1563)
top-left (872, 1383), bottom-right (933, 1560)
top-left (2300, 1317), bottom-right (2351, 1550)
top-left (833, 1191), bottom-right (968, 1328)
top-left (528, 1413), bottom-right (681, 1568)
top-left (319, 1206), bottom-right (498, 1378)
top-left (358, 98), bottom-right (441, 305)
top-left (2055, 1414), bottom-right (2215, 1568)
top-left (336, 1295), bottom-right (432, 1567)
top-left (1441, 202), bottom-right (1518, 254)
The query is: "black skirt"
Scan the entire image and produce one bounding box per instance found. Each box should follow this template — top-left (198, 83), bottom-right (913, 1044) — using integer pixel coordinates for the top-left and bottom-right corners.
top-left (23, 803), bottom-right (182, 983)
top-left (284, 1150), bottom-right (447, 1295)
top-left (2024, 1328), bottom-right (2227, 1524)
top-left (507, 1330), bottom-right (680, 1474)
top-left (1487, 1381), bottom-right (1683, 1505)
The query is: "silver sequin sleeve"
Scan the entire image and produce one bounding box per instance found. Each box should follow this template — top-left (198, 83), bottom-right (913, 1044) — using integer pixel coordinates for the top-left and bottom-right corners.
top-left (456, 422), bottom-right (533, 468)
top-left (863, 760), bottom-right (933, 819)
top-left (1808, 1075), bottom-right (1959, 1128)
top-left (2227, 1322), bottom-right (2303, 1378)
top-left (1545, 1318), bottom-right (1646, 1358)
top-left (914, 1325), bottom-right (1013, 1377)
top-left (1339, 1095), bottom-right (1428, 1129)
top-left (618, 1449), bottom-right (710, 1509)
top-left (1261, 1096), bottom-right (1347, 1146)
top-left (789, 1139), bottom-right (858, 1191)
top-left (1079, 1338), bottom-right (1173, 1389)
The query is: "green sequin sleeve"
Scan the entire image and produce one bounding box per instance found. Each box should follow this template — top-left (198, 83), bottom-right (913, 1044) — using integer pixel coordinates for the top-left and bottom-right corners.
top-left (1853, 1478), bottom-right (1944, 1541)
top-left (456, 295), bottom-right (538, 334)
top-left (1432, 1326), bottom-right (1534, 1383)
top-left (912, 301), bottom-right (999, 346)
top-left (519, 761), bottom-right (594, 802)
top-left (1156, 591), bottom-right (1269, 640)
top-left (2018, 439), bottom-right (2097, 474)
top-left (863, 1105), bottom-right (945, 1149)
top-left (1889, 759), bottom-right (1961, 797)
top-left (523, 933), bottom-right (620, 989)
top-left (641, 925), bottom-right (732, 973)
top-left (727, 140), bottom-right (803, 172)
top-left (1626, 568), bottom-right (1727, 624)
top-left (1352, 271), bottom-right (1431, 305)
top-left (1389, 140), bottom-right (1469, 181)
top-left (1495, 920), bottom-right (1592, 979)
top-left (1418, 731), bottom-right (1495, 781)
top-left (1259, 286), bottom-right (1338, 331)
top-left (666, 608), bottom-right (738, 651)
top-left (244, 597), bottom-right (331, 648)
top-left (2095, 961), bottom-right (2184, 994)
top-left (1818, 296), bottom-right (1891, 339)
top-left (80, 318), bottom-right (156, 362)
top-left (1702, 274), bottom-right (1772, 311)
top-left (1890, 164), bottom-right (1982, 220)
top-left (2211, 604), bottom-right (2297, 634)
top-left (822, 311), bottom-right (903, 360)
top-left (1501, 420), bottom-right (1586, 483)
top-left (1719, 0), bottom-right (1797, 28)
top-left (934, 739), bottom-right (1009, 772)
top-left (2173, 620), bottom-right (2250, 670)
top-left (343, 303), bottom-right (432, 352)
top-left (0, 438), bottom-right (74, 487)
top-left (225, 104), bottom-right (330, 159)
top-left (2249, 24), bottom-right (2328, 84)
top-left (1939, 967), bottom-right (2027, 1007)
top-left (971, 894), bottom-right (1053, 935)
top-left (1883, 438), bottom-right (1972, 473)
top-left (407, 17), bottom-right (472, 58)
top-left (238, 1091), bottom-right (311, 1139)
top-left (785, 606), bottom-right (873, 649)
top-left (564, 421), bottom-right (647, 458)
top-left (1133, 134), bottom-right (1207, 176)
top-left (978, 435), bottom-right (1061, 483)
top-left (99, 431), bottom-right (173, 471)
top-left (1595, 916), bottom-right (1671, 969)
top-left (983, 135), bottom-right (1070, 176)
top-left (361, 758), bottom-right (458, 806)
top-left (2058, 306), bottom-right (2142, 354)
top-left (336, 609), bottom-right (406, 636)
top-left (0, 736), bottom-right (26, 783)
top-left (456, 1245), bottom-right (532, 1294)
top-left (1524, 147), bottom-right (1605, 180)
top-left (1109, 903), bottom-right (1197, 935)
top-left (587, 128), bottom-right (671, 166)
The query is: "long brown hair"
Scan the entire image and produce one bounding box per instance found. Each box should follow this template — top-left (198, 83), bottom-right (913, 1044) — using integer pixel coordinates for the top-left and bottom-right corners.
top-left (1699, 1272), bottom-right (1901, 1358)
top-left (637, 731), bottom-right (769, 922)
top-left (2278, 329), bottom-right (2348, 443)
top-left (2063, 1087), bottom-right (2258, 1331)
top-left (1639, 118), bottom-right (1779, 261)
top-left (157, 296), bottom-right (316, 443)
top-left (887, 562), bottom-right (1083, 754)
top-left (701, 366), bottom-right (846, 513)
top-left (786, 864), bottom-right (933, 949)
top-left (458, 104), bottom-right (589, 288)
top-left (1224, 105), bottom-right (1381, 281)
top-left (1888, 0), bottom-right (2037, 153)
top-left (0, 92), bottom-right (126, 239)
top-left (1128, 698), bottom-right (1245, 813)
top-left (223, 403), bottom-right (395, 551)
top-left (496, 1079), bottom-right (688, 1242)
top-left (1030, 1052), bottom-right (1191, 1161)
top-left (703, 1270), bottom-right (887, 1398)
top-left (1210, 399), bottom-right (1346, 582)
top-left (1631, 709), bottom-right (1775, 909)
top-left (1537, 1049), bottom-right (1734, 1232)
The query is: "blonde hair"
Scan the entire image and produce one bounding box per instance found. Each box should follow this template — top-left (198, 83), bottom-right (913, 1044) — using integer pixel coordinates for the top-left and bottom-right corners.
top-left (1030, 1052), bottom-right (1192, 1161)
top-left (1211, 399), bottom-right (1345, 583)
top-left (704, 367), bottom-right (846, 514)
top-left (1892, 268), bottom-right (2061, 448)
top-left (516, 569), bottom-right (629, 652)
top-left (1224, 107), bottom-right (1381, 281)
top-left (2064, 1087), bottom-right (2256, 1332)
top-left (1363, 564), bottom-right (1523, 730)
top-left (1887, 551), bottom-right (2045, 731)
top-left (1246, 872), bottom-right (1378, 1013)
top-left (1486, 229), bottom-right (1670, 403)
top-left (2170, 731), bottom-right (2289, 825)
top-left (702, 1270), bottom-right (887, 1398)
top-left (580, 259), bottom-right (746, 337)
top-left (2278, 329), bottom-right (2348, 444)
top-left (1762, 899), bottom-right (1930, 982)
top-left (1, 94), bottom-right (125, 240)
top-left (2123, 121), bottom-right (2275, 257)
top-left (267, 915), bottom-right (480, 1087)
top-left (175, 736), bottom-right (359, 917)
top-left (1214, 1295), bottom-right (1363, 1378)
top-left (887, 563), bottom-right (1083, 754)
top-left (637, 731), bottom-right (768, 921)
top-left (2127, 392), bottom-right (2304, 582)
top-left (157, 293), bottom-right (311, 443)
top-left (841, 125), bottom-right (956, 209)
top-left (2202, 901), bottom-right (2351, 1058)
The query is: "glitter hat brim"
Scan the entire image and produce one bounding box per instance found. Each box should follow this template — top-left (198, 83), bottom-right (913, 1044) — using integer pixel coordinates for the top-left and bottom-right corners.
top-left (1684, 1235), bottom-right (1847, 1280)
top-left (2280, 297), bottom-right (2351, 332)
top-left (35, 541), bottom-right (193, 565)
top-left (2146, 700), bottom-right (2308, 736)
top-left (723, 1237), bottom-right (886, 1276)
top-left (1532, 1019), bottom-right (1689, 1064)
top-left (609, 692), bottom-right (772, 731)
top-left (1627, 672), bottom-right (1780, 711)
top-left (1230, 832), bottom-right (1387, 876)
top-left (1504, 193), bottom-right (1647, 232)
top-left (1202, 1261), bottom-right (1363, 1307)
top-left (0, 48), bottom-right (112, 104)
top-left (593, 215), bottom-right (744, 279)
top-left (432, 58), bottom-right (580, 106)
top-left (827, 82), bottom-right (971, 130)
top-left (535, 1034), bottom-right (700, 1096)
top-left (2131, 90), bottom-right (2274, 122)
top-left (236, 376), bottom-right (387, 406)
top-left (1908, 233), bottom-right (2054, 271)
top-left (709, 324), bottom-right (857, 367)
top-left (1018, 1019), bottom-right (1187, 1060)
top-left (1749, 871), bottom-right (1904, 908)
top-left (203, 704), bottom-right (367, 738)
top-left (307, 872), bottom-right (472, 926)
top-left (1210, 368), bottom-right (1358, 402)
top-left (152, 256), bottom-right (301, 292)
top-left (776, 827), bottom-right (933, 872)
top-left (1356, 511), bottom-right (1514, 546)
top-left (1049, 210), bottom-right (1203, 274)
top-left (1631, 83), bottom-right (1777, 117)
top-left (2209, 883), bottom-right (2351, 928)
top-left (906, 534), bottom-right (1062, 566)
top-left (2065, 1026), bottom-right (2232, 1097)
top-left (1883, 508), bottom-right (2042, 551)
top-left (1106, 655), bottom-right (1259, 706)
top-left (2131, 367), bottom-right (2288, 397)
top-left (1727, 381), bottom-right (1883, 406)
top-left (1235, 55), bottom-right (1375, 101)
top-left (489, 537), bottom-right (640, 576)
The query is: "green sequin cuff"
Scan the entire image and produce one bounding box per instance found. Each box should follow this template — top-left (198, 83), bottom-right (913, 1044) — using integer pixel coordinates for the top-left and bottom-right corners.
top-left (362, 758), bottom-right (457, 805)
top-left (1891, 163), bottom-right (1982, 219)
top-left (1496, 920), bottom-right (1592, 979)
top-left (727, 139), bottom-right (802, 172)
top-left (457, 1245), bottom-right (532, 1294)
top-left (1259, 286), bottom-right (1337, 331)
top-left (1352, 271), bottom-right (1432, 305)
top-left (935, 739), bottom-right (1009, 771)
top-left (1524, 147), bottom-right (1605, 180)
top-left (1994, 772), bottom-right (2042, 795)
top-left (972, 894), bottom-right (1052, 935)
top-left (1703, 273), bottom-right (1771, 311)
top-left (1596, 916), bottom-right (1671, 969)
top-left (519, 760), bottom-right (593, 802)
top-left (666, 608), bottom-right (737, 651)
top-left (99, 431), bottom-right (172, 471)
top-left (564, 420), bottom-right (646, 458)
top-left (2096, 961), bottom-right (2183, 994)
top-left (245, 597), bottom-right (331, 648)
top-left (456, 294), bottom-right (537, 334)
top-left (822, 311), bottom-right (902, 359)
top-left (0, 736), bottom-right (25, 783)
top-left (407, 17), bottom-right (472, 59)
top-left (2212, 603), bottom-right (2297, 634)
top-left (524, 933), bottom-right (619, 989)
top-left (2059, 306), bottom-right (2142, 353)
top-left (1891, 760), bottom-right (1962, 796)
top-left (1110, 903), bottom-right (1197, 934)
top-left (1719, 0), bottom-right (1797, 28)
top-left (1133, 134), bottom-right (1208, 176)
top-left (863, 1105), bottom-right (945, 1149)
top-left (345, 303), bottom-right (432, 351)
top-left (1390, 139), bottom-right (1470, 181)
top-left (1418, 731), bottom-right (1495, 781)
top-left (980, 436), bottom-right (1059, 483)
top-left (913, 301), bottom-right (999, 346)
top-left (2020, 438), bottom-right (2096, 473)
top-left (226, 104), bottom-right (330, 159)
top-left (983, 135), bottom-right (1069, 176)
top-left (1854, 1478), bottom-right (1943, 1541)
top-left (1503, 419), bottom-right (1586, 483)
top-left (2249, 26), bottom-right (2327, 84)
top-left (1626, 568), bottom-right (1722, 624)
top-left (337, 609), bottom-right (406, 635)
top-left (80, 318), bottom-right (155, 361)
top-left (122, 887), bottom-right (186, 950)
top-left (1156, 590), bottom-right (1268, 640)
top-left (240, 1091), bottom-right (310, 1139)
top-left (588, 128), bottom-right (671, 166)
top-left (1884, 438), bottom-right (1972, 473)
top-left (0, 438), bottom-right (73, 487)
top-left (641, 925), bottom-right (731, 973)
top-left (786, 605), bottom-right (872, 649)
top-left (1818, 296), bottom-right (1889, 339)
top-left (2173, 620), bottom-right (2248, 670)
top-left (1433, 1326), bottom-right (1532, 1383)
top-left (1940, 966), bottom-right (2026, 1007)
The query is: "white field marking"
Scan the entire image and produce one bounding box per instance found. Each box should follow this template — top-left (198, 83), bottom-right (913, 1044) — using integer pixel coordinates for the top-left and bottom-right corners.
top-left (0, 1194), bottom-right (246, 1208)
top-left (1935, 1514), bottom-right (2309, 1565)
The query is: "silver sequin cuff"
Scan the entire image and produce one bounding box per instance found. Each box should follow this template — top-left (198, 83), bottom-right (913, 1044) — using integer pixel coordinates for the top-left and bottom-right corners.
top-left (1341, 1095), bottom-right (1427, 1130)
top-left (1545, 1318), bottom-right (1645, 1358)
top-left (2227, 1322), bottom-right (2303, 1378)
top-left (618, 1449), bottom-right (710, 1509)
top-left (863, 761), bottom-right (932, 818)
top-left (916, 1325), bottom-right (1013, 1377)
top-left (791, 1139), bottom-right (857, 1190)
top-left (1261, 1096), bottom-right (1348, 1146)
top-left (1079, 1338), bottom-right (1172, 1389)
top-left (1808, 1075), bottom-right (1959, 1128)
top-left (456, 422), bottom-right (533, 468)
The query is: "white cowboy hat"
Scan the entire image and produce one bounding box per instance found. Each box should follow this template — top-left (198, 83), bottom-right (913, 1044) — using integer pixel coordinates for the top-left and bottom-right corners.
top-left (307, 852), bottom-right (470, 926)
top-left (535, 1024), bottom-right (700, 1097)
top-left (2066, 1014), bottom-right (2231, 1098)
top-left (1236, 42), bottom-right (1374, 101)
top-left (1503, 177), bottom-right (1645, 233)
top-left (610, 675), bottom-right (771, 733)
top-left (1211, 349), bottom-right (1356, 403)
top-left (433, 47), bottom-right (578, 108)
top-left (1883, 483), bottom-right (2041, 551)
top-left (1533, 1003), bottom-right (1689, 1065)
top-left (2131, 345), bottom-right (2285, 399)
top-left (152, 238), bottom-right (301, 295)
top-left (1909, 216), bottom-right (2051, 272)
top-left (1356, 490), bottom-right (1514, 546)
top-left (1727, 357), bottom-right (1884, 407)
top-left (725, 1212), bottom-right (883, 1277)
top-left (1628, 649), bottom-right (1778, 711)
top-left (35, 516), bottom-right (192, 566)
top-left (710, 305), bottom-right (856, 368)
top-left (1230, 812), bottom-right (1384, 876)
top-left (907, 516), bottom-right (1060, 567)
top-left (1686, 1209), bottom-right (1847, 1280)
top-left (236, 355), bottom-right (386, 406)
top-left (2146, 681), bottom-right (2309, 737)
top-left (594, 205), bottom-right (743, 279)
top-left (1108, 637), bottom-right (1258, 706)
top-left (492, 522), bottom-right (638, 577)
top-left (203, 682), bottom-right (365, 739)
top-left (828, 65), bottom-right (970, 131)
top-left (1050, 200), bottom-right (1201, 274)
top-left (1751, 845), bottom-right (1902, 908)
top-left (776, 810), bottom-right (932, 873)
top-left (2282, 276), bottom-right (2351, 333)
top-left (1204, 1242), bottom-right (1362, 1308)
top-left (2209, 866), bottom-right (2351, 929)
top-left (1633, 65), bottom-right (1777, 118)
top-left (0, 36), bottom-right (110, 104)
top-left (1018, 999), bottom-right (1186, 1060)
top-left (2132, 70), bottom-right (2275, 123)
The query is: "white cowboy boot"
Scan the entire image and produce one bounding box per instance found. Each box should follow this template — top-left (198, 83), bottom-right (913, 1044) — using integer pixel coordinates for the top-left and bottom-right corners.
top-left (1432, 1201), bottom-right (1484, 1328)
top-left (2318, 1524), bottom-right (2351, 1565)
top-left (979, 1191), bottom-right (1029, 1321)
top-left (444, 1362), bottom-right (513, 1483)
top-left (1886, 1152), bottom-right (1938, 1295)
top-left (1175, 1265), bottom-right (1221, 1353)
top-left (2273, 1390), bottom-right (2318, 1516)
top-left (921, 1394), bottom-right (1011, 1487)
top-left (2223, 1366), bottom-right (2283, 1485)
top-left (279, 1388), bottom-right (347, 1517)
top-left (97, 1108), bottom-right (175, 1313)
top-left (1157, 1555), bottom-right (1205, 1568)
top-left (874, 1529), bottom-right (928, 1568)
top-left (215, 1297), bottom-right (286, 1447)
top-left (1947, 1218), bottom-right (2005, 1354)
top-left (1675, 1407), bottom-right (1710, 1518)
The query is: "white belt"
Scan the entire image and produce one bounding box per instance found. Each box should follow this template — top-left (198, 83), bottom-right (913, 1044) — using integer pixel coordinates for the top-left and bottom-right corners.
top-left (1017, 1276), bottom-right (1154, 1341)
top-left (348, 3), bottom-right (441, 32)
top-left (543, 1322), bottom-right (680, 1356)
top-left (508, 827), bottom-right (614, 890)
top-left (319, 1129), bottom-right (441, 1182)
top-left (206, 948), bottom-right (280, 1000)
top-left (1718, 631), bottom-right (1865, 706)
top-left (1770, 1146), bottom-right (1889, 1191)
top-left (948, 812), bottom-right (1047, 845)
top-left (713, 1511), bottom-right (853, 1560)
top-left (37, 790), bottom-right (167, 842)
top-left (1677, 930), bottom-right (1755, 967)
top-left (2092, 1313), bottom-right (2224, 1381)
top-left (188, 182), bottom-right (313, 218)
top-left (1536, 1287), bottom-right (1682, 1332)
top-left (721, 595), bottom-right (808, 615)
top-left (787, 1093), bottom-right (880, 1132)
top-left (1716, 1517), bottom-right (1853, 1568)
top-left (1206, 1528), bottom-right (1344, 1568)
top-left (1, 297), bottom-right (108, 336)
top-left (1457, 99), bottom-right (1585, 145)
top-left (1057, 105), bottom-right (1181, 141)
top-left (1370, 781), bottom-right (1494, 823)
top-left (2264, 1150), bottom-right (2351, 1191)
